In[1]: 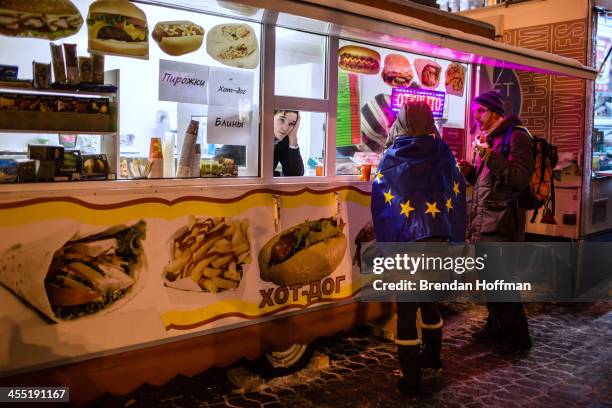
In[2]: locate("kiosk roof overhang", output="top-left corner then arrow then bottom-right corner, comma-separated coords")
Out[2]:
138,0 -> 597,80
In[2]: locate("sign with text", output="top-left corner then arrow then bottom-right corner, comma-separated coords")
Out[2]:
159,60 -> 209,104
208,66 -> 253,109
207,105 -> 251,145
442,127 -> 465,160
391,87 -> 445,118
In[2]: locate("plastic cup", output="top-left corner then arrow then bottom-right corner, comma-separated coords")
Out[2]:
360,163 -> 372,181
316,164 -> 323,176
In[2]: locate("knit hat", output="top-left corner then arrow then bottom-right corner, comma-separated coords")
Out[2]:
360,94 -> 397,153
473,90 -> 505,116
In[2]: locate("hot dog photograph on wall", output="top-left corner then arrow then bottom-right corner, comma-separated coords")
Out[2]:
381,53 -> 414,87
445,62 -> 467,97
206,23 -> 259,69
258,217 -> 347,287
0,220 -> 146,322
0,0 -> 83,40
414,58 -> 442,89
338,45 -> 381,75
153,20 -> 204,56
163,216 -> 251,293
87,0 -> 149,59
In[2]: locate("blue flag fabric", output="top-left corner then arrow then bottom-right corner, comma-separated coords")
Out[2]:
371,135 -> 467,243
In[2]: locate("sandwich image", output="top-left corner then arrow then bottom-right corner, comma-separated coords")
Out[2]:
152,20 -> 204,56
258,217 -> 347,287
206,23 -> 259,69
414,58 -> 442,89
87,0 -> 149,59
338,45 -> 381,75
381,54 -> 414,87
0,0 -> 83,40
445,62 -> 466,97
216,0 -> 259,16
163,216 -> 251,293
0,221 -> 146,321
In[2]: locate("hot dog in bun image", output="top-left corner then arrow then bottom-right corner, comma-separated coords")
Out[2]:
0,220 -> 146,322
206,23 -> 258,69
382,54 -> 414,87
258,217 -> 347,287
0,0 -> 83,40
153,20 -> 204,56
338,45 -> 381,75
87,0 -> 149,59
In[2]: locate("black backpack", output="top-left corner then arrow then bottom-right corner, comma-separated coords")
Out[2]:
501,125 -> 559,223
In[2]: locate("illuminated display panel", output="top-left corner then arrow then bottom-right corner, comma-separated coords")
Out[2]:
391,88 -> 446,118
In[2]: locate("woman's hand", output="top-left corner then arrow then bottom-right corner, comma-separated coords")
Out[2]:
288,115 -> 300,147
457,160 -> 475,178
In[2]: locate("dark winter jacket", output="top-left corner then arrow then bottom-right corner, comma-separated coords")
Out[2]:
274,137 -> 304,177
464,116 -> 534,242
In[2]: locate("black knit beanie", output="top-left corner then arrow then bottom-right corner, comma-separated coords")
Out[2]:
474,91 -> 505,116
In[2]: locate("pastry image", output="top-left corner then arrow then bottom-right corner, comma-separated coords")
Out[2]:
163,216 -> 251,293
414,58 -> 442,89
259,217 -> 347,287
338,45 -> 381,75
381,54 -> 414,87
0,221 -> 147,321
206,23 -> 259,69
152,20 -> 204,56
87,0 -> 149,59
445,62 -> 466,97
0,0 -> 83,40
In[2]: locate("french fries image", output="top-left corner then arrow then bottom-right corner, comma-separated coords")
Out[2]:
164,216 -> 251,292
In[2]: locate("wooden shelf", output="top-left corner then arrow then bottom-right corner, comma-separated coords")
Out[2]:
0,111 -> 115,134
0,129 -> 116,135
0,85 -> 117,98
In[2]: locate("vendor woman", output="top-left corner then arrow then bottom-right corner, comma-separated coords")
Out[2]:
274,109 -> 304,176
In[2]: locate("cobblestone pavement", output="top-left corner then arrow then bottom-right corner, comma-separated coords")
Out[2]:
91,303 -> 612,408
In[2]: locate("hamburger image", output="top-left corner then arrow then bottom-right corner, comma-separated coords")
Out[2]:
414,58 -> 442,89
152,20 -> 204,56
0,221 -> 147,321
382,53 -> 414,87
445,62 -> 466,97
87,0 -> 149,59
206,23 -> 258,69
338,45 -> 381,75
259,217 -> 347,287
0,0 -> 83,40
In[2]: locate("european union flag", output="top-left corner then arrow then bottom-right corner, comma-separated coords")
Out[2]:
371,136 -> 466,243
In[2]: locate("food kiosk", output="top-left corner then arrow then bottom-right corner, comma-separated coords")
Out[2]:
0,0 -> 596,404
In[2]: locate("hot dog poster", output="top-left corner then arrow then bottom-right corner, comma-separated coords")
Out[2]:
338,41 -> 467,99
0,185 -> 370,373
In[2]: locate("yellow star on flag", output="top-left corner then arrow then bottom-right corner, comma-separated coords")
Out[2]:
383,189 -> 395,205
400,200 -> 415,219
446,198 -> 453,211
425,201 -> 441,218
453,181 -> 460,197
375,171 -> 383,183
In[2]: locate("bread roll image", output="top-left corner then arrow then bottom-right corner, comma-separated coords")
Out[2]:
338,45 -> 381,75
206,23 -> 259,69
153,21 -> 204,56
414,58 -> 442,89
216,0 -> 259,16
445,62 -> 466,97
381,54 -> 414,87
258,217 -> 347,287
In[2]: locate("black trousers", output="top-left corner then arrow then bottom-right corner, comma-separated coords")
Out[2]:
396,302 -> 441,343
